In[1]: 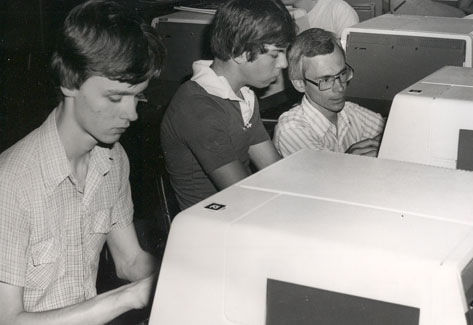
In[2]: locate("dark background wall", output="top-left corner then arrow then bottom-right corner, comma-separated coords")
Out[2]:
0,0 -> 198,152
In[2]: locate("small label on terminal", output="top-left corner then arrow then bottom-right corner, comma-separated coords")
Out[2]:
205,203 -> 226,211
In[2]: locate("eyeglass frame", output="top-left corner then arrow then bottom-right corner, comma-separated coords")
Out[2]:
303,63 -> 354,91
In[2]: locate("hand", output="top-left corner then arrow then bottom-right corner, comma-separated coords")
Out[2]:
345,136 -> 381,157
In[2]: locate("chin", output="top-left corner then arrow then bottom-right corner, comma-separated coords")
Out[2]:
251,81 -> 269,89
100,135 -> 122,145
333,101 -> 346,111
252,78 -> 275,88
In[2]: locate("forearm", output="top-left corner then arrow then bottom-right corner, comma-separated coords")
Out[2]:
107,224 -> 159,282
277,137 -> 327,157
117,250 -> 159,282
248,140 -> 282,170
4,282 -> 140,325
209,160 -> 251,190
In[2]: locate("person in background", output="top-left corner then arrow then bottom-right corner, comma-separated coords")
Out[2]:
160,0 -> 297,210
0,1 -> 165,324
391,0 -> 465,17
273,28 -> 385,158
281,0 -> 359,38
458,0 -> 473,15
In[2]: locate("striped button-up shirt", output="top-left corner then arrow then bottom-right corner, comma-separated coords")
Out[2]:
0,109 -> 133,311
273,95 -> 385,157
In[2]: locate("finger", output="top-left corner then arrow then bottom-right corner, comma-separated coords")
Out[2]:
349,139 -> 380,150
346,142 -> 379,154
350,146 -> 379,156
362,139 -> 380,147
361,149 -> 378,157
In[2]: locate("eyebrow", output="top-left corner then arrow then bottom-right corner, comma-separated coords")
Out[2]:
265,46 -> 287,53
314,65 -> 347,80
104,89 -> 141,96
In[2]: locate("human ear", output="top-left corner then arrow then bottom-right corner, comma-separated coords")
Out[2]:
60,86 -> 78,98
291,79 -> 306,93
233,52 -> 248,64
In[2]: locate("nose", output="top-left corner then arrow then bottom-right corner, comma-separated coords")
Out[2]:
332,77 -> 347,93
277,53 -> 288,69
121,98 -> 139,122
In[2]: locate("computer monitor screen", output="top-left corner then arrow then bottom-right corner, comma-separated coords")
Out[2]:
266,279 -> 420,325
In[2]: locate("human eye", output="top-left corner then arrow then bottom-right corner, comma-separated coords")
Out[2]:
338,68 -> 352,82
319,76 -> 334,88
269,49 -> 285,59
108,95 -> 122,103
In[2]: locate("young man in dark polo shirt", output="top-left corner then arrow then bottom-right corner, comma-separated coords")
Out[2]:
160,0 -> 297,210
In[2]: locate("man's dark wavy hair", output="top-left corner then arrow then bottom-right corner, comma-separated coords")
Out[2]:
210,0 -> 297,62
51,0 -> 166,90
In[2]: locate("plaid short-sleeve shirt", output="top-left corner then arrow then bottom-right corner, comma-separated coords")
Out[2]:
0,109 -> 133,311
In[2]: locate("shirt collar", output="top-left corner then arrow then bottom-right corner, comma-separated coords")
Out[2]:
191,60 -> 255,125
301,95 -> 349,132
191,60 -> 242,100
38,108 -> 113,196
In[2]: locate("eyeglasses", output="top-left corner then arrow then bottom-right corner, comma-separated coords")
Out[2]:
304,64 -> 354,91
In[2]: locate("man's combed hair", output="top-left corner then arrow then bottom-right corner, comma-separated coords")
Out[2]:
51,0 -> 166,90
210,0 -> 297,62
287,28 -> 343,80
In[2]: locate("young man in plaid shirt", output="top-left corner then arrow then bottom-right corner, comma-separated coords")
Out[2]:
0,1 -> 165,323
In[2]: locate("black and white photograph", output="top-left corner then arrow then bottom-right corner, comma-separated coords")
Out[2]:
1,0 -> 473,324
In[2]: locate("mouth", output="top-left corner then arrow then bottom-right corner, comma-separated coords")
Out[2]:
115,127 -> 128,134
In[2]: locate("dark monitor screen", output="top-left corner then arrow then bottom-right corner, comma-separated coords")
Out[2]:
345,32 -> 466,108
266,279 -> 420,325
457,129 -> 473,171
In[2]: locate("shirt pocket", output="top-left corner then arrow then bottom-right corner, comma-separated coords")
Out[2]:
26,237 -> 65,290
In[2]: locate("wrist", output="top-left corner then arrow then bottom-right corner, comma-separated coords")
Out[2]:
111,282 -> 140,311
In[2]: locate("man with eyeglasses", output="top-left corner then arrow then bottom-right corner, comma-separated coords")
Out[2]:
273,28 -> 385,157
